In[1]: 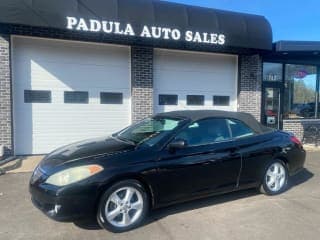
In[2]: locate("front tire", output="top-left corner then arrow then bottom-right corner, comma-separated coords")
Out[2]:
260,160 -> 289,195
97,180 -> 149,233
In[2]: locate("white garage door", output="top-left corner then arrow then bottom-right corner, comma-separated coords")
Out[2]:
12,36 -> 131,155
154,49 -> 238,114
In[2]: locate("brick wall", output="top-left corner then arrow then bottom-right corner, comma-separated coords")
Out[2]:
131,46 -> 153,122
0,34 -> 12,155
283,120 -> 320,145
238,54 -> 262,121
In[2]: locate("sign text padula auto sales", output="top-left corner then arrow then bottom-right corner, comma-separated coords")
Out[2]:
66,17 -> 226,45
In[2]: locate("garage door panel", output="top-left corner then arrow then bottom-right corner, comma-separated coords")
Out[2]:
14,38 -> 129,67
13,37 -> 131,155
154,49 -> 238,114
155,51 -> 235,72
154,72 -> 236,91
27,63 -> 129,89
13,61 -> 130,91
14,90 -> 130,106
154,68 -> 236,76
154,92 -> 238,113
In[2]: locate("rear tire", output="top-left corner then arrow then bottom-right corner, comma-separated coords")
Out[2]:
260,160 -> 289,195
97,180 -> 149,233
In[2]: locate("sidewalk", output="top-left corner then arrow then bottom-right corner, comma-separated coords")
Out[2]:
1,155 -> 44,174
303,144 -> 320,152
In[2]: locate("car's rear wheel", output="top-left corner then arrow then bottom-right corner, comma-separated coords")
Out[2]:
97,180 -> 149,233
260,160 -> 288,195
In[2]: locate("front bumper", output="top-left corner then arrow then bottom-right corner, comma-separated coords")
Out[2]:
29,181 -> 98,222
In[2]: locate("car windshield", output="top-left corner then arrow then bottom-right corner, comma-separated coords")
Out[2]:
115,117 -> 185,146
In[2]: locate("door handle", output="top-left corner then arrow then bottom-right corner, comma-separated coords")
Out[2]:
229,148 -> 239,157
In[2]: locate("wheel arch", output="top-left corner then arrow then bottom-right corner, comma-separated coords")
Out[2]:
276,156 -> 289,167
259,155 -> 289,183
95,173 -> 156,213
272,154 -> 291,172
260,156 -> 289,195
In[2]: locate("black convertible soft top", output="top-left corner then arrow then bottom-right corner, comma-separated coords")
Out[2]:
155,110 -> 272,134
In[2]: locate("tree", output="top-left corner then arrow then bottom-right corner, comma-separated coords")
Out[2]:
293,80 -> 315,104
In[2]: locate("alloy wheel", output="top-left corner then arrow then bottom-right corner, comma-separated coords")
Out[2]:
265,162 -> 286,192
105,187 -> 144,228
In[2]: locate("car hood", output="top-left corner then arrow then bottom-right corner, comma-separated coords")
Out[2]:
39,136 -> 135,170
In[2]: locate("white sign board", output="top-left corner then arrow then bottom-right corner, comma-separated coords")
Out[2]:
66,17 -> 226,46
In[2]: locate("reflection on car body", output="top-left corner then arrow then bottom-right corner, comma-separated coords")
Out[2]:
30,110 -> 306,232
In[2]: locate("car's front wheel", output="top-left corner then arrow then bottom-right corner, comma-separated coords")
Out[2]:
97,180 -> 149,233
260,160 -> 289,195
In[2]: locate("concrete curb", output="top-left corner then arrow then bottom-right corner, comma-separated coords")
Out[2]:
1,156 -> 44,174
303,145 -> 320,152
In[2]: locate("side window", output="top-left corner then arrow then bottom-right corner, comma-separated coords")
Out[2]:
213,96 -> 230,106
24,90 -> 51,103
100,92 -> 123,104
187,95 -> 204,106
159,95 -> 178,105
227,119 -> 255,139
64,91 -> 89,104
175,118 -> 231,146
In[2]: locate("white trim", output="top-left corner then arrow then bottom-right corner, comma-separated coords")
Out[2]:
10,35 -> 17,154
154,47 -> 238,58
235,55 -> 239,111
128,46 -> 132,125
11,35 -> 130,50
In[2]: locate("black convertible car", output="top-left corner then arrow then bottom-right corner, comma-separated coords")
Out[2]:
30,110 -> 306,232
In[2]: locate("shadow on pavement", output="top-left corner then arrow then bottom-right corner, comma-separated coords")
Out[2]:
145,188 -> 258,226
74,218 -> 102,230
288,168 -> 314,189
73,168 -> 314,231
0,156 -> 26,175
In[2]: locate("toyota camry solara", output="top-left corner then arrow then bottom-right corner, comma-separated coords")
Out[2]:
30,110 -> 306,232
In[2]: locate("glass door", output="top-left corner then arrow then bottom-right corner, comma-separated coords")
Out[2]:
262,86 -> 282,129
262,62 -> 284,129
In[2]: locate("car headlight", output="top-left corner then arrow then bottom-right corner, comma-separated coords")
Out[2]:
45,165 -> 104,187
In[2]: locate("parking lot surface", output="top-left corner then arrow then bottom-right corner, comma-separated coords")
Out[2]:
0,152 -> 319,240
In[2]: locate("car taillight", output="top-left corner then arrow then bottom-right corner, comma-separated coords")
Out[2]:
291,136 -> 302,147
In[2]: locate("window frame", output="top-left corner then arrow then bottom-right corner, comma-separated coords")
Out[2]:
64,91 -> 89,104
213,95 -> 230,106
117,116 -> 186,148
226,118 -> 256,140
159,94 -> 178,106
100,92 -> 123,104
284,64 -> 318,119
172,117 -> 233,148
186,95 -> 205,106
263,62 -> 283,82
24,90 -> 52,103
262,61 -> 320,121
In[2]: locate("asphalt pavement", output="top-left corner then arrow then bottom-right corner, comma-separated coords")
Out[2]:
0,152 -> 319,240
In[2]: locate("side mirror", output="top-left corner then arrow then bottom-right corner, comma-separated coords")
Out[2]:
168,139 -> 187,151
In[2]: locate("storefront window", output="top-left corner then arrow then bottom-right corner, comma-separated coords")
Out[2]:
318,89 -> 320,118
263,63 -> 283,82
284,64 -> 317,119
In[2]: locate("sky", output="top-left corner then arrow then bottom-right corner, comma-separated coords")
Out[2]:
165,0 -> 320,42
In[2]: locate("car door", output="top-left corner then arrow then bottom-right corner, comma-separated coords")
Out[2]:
155,118 -> 242,205
226,118 -> 275,188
